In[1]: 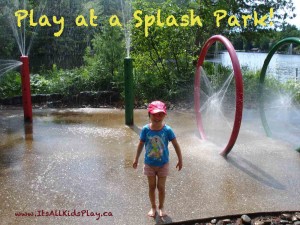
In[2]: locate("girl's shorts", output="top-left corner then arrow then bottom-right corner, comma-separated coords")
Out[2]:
143,163 -> 169,177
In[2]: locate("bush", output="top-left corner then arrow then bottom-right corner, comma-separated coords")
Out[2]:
0,71 -> 22,98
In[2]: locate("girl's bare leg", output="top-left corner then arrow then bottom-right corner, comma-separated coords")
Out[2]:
147,176 -> 157,217
157,176 -> 167,217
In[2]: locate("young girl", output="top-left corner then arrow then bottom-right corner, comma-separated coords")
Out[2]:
133,100 -> 183,217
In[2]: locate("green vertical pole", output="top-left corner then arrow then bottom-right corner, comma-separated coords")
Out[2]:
124,58 -> 134,125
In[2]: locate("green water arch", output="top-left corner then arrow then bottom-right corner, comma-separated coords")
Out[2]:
259,37 -> 300,151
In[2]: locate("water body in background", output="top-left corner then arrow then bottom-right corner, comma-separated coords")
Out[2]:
216,52 -> 300,82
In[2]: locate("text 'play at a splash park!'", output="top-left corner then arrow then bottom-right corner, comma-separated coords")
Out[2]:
14,7 -> 275,37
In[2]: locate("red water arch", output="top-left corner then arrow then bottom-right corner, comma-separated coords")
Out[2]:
194,35 -> 244,157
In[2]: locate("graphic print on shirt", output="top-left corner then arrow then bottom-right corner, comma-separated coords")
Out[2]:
147,135 -> 165,161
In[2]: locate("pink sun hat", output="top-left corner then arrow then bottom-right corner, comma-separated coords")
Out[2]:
148,101 -> 167,114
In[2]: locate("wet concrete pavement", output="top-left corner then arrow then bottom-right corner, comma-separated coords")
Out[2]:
0,108 -> 299,225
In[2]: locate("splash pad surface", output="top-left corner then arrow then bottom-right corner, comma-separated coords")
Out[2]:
0,108 -> 299,225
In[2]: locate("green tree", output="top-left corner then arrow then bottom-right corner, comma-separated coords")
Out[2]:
132,0 -> 198,101
83,22 -> 125,92
191,0 -> 296,48
28,0 -> 103,71
0,5 -> 17,58
278,24 -> 300,39
227,0 -> 295,47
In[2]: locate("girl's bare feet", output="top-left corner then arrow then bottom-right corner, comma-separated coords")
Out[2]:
147,208 -> 156,217
159,208 -> 167,217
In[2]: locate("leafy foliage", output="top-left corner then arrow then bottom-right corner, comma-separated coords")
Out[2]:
131,0 -> 198,102
83,21 -> 125,93
0,71 -> 22,98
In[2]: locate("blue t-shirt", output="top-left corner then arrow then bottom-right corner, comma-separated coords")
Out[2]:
140,124 -> 176,167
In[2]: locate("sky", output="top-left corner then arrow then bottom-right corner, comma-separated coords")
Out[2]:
287,0 -> 300,28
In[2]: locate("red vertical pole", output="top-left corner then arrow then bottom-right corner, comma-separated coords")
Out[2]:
20,56 -> 33,123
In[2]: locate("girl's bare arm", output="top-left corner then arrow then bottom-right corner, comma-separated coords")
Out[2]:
171,138 -> 183,171
133,140 -> 144,169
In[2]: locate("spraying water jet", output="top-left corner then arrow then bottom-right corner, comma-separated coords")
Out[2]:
4,0 -> 47,123
124,57 -> 134,125
194,35 -> 244,157
120,0 -> 134,125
